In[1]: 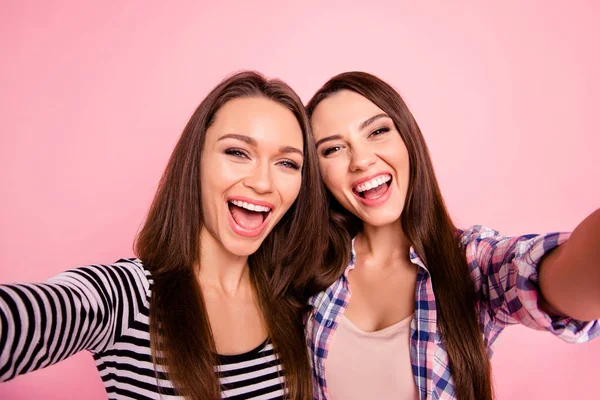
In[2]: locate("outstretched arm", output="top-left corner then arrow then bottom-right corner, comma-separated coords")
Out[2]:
539,208 -> 600,321
0,259 -> 149,382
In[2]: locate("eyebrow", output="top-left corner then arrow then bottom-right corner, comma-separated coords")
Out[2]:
314,113 -> 391,149
359,113 -> 390,130
217,133 -> 257,146
218,133 -> 303,156
279,146 -> 304,156
315,134 -> 342,149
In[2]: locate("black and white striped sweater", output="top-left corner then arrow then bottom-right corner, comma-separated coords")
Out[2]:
0,259 -> 286,399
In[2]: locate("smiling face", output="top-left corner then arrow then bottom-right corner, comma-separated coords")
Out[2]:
200,96 -> 304,257
311,90 -> 410,228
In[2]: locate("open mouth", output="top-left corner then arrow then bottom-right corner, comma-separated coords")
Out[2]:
227,199 -> 272,236
353,174 -> 392,200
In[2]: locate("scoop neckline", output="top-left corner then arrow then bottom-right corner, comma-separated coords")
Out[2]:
341,314 -> 413,337
216,338 -> 270,362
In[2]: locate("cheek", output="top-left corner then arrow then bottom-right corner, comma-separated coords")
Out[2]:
209,157 -> 241,182
321,163 -> 345,194
199,156 -> 226,211
277,173 -> 303,206
398,152 -> 410,180
201,157 -> 248,202
273,171 -> 302,210
199,175 -> 217,220
381,140 -> 410,172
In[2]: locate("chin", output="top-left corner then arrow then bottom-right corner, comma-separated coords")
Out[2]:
360,210 -> 403,228
223,240 -> 263,257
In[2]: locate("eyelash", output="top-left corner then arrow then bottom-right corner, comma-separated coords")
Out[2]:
225,148 -> 249,159
224,148 -> 300,170
370,127 -> 391,137
321,127 -> 391,157
322,146 -> 342,157
278,160 -> 301,170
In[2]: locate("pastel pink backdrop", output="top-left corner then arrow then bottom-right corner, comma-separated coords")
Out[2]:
1,1 -> 598,399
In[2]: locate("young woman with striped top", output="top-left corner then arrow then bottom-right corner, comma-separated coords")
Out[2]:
0,71 -> 337,399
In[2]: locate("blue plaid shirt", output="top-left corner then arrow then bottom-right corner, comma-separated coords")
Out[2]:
306,226 -> 600,399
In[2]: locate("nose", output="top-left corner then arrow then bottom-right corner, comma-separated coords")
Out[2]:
243,162 -> 274,194
349,146 -> 376,172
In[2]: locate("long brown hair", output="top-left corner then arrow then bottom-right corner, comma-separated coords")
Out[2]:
306,72 -> 493,400
135,71 -> 328,399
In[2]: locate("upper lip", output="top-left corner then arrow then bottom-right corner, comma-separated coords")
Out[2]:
351,172 -> 392,189
227,196 -> 275,210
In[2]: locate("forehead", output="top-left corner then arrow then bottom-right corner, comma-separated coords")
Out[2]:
311,90 -> 385,138
210,96 -> 303,145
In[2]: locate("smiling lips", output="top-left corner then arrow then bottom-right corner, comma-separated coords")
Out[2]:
352,173 -> 393,206
227,197 -> 274,237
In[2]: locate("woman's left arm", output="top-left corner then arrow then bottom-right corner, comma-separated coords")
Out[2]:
538,208 -> 600,321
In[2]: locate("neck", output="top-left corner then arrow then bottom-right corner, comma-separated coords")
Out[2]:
197,228 -> 252,297
356,219 -> 412,266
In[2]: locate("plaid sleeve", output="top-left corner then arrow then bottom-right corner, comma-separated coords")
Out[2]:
461,225 -> 600,344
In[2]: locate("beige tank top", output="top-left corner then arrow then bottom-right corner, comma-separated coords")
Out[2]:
325,314 -> 419,400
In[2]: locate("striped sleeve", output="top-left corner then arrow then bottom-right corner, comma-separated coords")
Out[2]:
0,259 -> 150,382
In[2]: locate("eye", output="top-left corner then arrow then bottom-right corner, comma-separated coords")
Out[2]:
278,160 -> 301,170
224,148 -> 249,159
322,146 -> 342,157
369,127 -> 391,137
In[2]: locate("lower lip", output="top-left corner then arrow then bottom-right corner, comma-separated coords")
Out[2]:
227,208 -> 271,238
354,182 -> 393,207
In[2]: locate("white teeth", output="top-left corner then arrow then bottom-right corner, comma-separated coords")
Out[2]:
355,174 -> 392,193
230,200 -> 271,213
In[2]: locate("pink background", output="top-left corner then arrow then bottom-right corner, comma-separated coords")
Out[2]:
1,1 -> 598,398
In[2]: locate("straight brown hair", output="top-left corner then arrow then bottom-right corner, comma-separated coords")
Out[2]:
306,72 -> 493,400
135,71 -> 329,399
